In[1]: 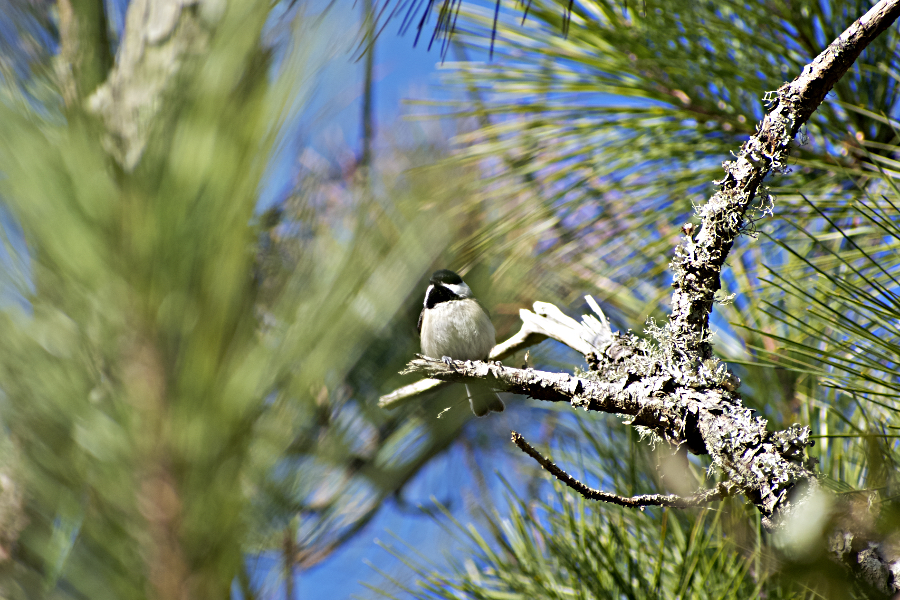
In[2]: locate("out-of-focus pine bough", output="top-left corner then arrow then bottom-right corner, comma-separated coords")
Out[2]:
0,0 -> 473,598
386,0 -> 900,594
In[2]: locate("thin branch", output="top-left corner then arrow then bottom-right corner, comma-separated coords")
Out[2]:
377,310 -> 545,409
377,328 -> 542,409
378,377 -> 449,409
511,431 -> 735,508
283,526 -> 295,600
400,356 -> 624,410
360,0 -> 376,169
237,561 -> 256,600
294,502 -> 381,569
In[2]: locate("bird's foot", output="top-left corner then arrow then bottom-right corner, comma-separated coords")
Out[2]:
441,356 -> 456,369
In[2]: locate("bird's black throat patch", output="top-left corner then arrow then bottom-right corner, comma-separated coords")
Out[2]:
425,284 -> 460,309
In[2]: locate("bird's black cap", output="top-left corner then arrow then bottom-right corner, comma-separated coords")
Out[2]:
430,269 -> 463,285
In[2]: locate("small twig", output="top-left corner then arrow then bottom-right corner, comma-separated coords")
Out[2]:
511,431 -> 735,509
377,377 -> 449,409
488,325 -> 547,360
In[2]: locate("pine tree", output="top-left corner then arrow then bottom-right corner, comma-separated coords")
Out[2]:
378,0 -> 900,597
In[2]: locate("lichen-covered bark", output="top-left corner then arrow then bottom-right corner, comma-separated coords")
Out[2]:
405,355 -> 815,524
668,0 -> 900,360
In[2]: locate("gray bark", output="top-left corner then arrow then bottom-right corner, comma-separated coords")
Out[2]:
87,0 -> 216,169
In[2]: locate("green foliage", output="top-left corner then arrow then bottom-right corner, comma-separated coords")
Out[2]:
1,0 -> 899,597
0,3 -> 288,596
244,147 -> 488,568
427,0 -> 900,429
0,2 -> 556,596
423,0 -> 899,322
389,500 -> 768,600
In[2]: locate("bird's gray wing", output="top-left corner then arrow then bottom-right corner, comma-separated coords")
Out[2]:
417,308 -> 424,335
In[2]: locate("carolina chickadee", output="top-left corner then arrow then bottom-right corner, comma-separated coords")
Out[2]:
418,269 -> 505,417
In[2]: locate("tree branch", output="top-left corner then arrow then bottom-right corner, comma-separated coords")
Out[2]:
377,325 -> 545,409
668,0 -> 900,360
403,352 -> 815,518
511,431 -> 736,508
665,4 -> 900,588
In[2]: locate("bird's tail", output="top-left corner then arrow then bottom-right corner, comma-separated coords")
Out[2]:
465,384 -> 505,417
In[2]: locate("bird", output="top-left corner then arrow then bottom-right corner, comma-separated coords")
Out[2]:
418,269 -> 505,417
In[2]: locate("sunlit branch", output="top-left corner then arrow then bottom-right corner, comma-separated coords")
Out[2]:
87,0 -> 212,169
